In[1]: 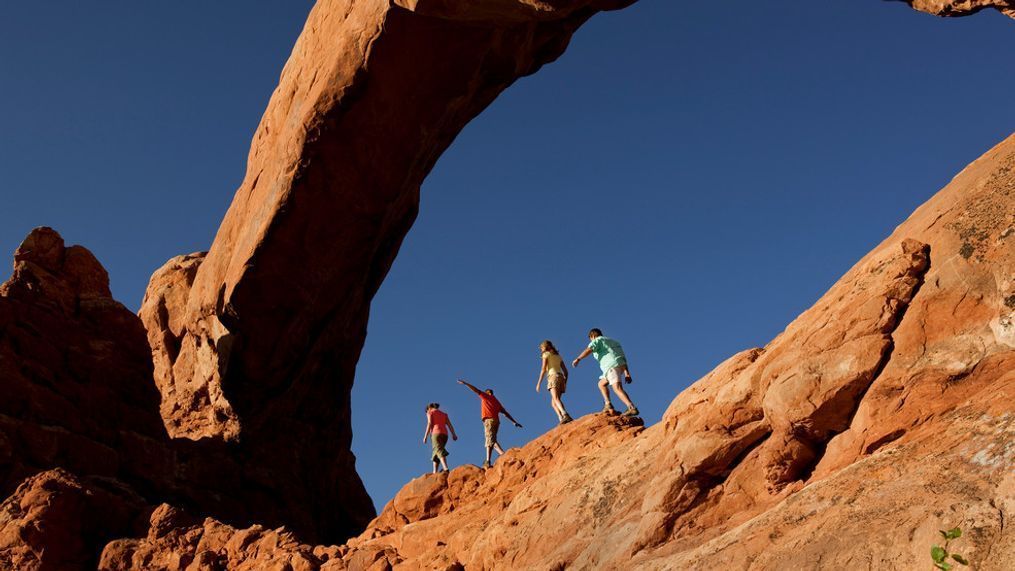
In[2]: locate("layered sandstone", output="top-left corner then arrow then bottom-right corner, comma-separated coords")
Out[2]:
99,133 -> 1015,569
1,0 -> 1012,569
138,0 -> 636,543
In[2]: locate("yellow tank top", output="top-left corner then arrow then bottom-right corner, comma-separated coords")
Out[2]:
543,351 -> 564,376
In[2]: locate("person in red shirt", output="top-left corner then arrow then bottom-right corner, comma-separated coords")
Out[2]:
457,379 -> 522,469
422,402 -> 457,474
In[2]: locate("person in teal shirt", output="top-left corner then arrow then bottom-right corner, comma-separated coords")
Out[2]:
571,328 -> 639,416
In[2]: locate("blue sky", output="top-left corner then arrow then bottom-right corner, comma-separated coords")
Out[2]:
2,1 -> 1013,512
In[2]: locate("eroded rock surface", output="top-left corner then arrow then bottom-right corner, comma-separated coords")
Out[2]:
904,0 -> 1015,18
0,228 -> 171,508
2,0 -> 1012,568
138,0 -> 637,543
109,133 -> 1015,569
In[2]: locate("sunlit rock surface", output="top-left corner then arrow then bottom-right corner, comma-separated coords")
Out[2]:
104,134 -> 1015,569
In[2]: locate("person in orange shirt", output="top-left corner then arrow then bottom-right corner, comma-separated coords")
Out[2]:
457,379 -> 522,469
422,402 -> 457,474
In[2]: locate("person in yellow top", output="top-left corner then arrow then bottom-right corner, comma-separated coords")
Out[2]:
536,340 -> 573,424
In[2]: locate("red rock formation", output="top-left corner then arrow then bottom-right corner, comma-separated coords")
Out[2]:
904,0 -> 1015,18
0,469 -> 147,570
0,228 -> 171,505
341,133 -> 1015,569
2,0 -> 1012,568
138,0 -> 637,543
106,132 -> 1015,569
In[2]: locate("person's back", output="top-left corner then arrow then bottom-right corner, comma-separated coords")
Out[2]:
423,403 -> 456,474
428,408 -> 450,433
478,392 -> 503,420
457,379 -> 522,469
589,335 -> 626,372
543,351 -> 564,376
572,329 -> 638,417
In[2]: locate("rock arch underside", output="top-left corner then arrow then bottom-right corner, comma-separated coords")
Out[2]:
0,0 -> 1012,569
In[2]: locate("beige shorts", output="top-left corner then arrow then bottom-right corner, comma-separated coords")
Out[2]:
483,417 -> 500,448
547,372 -> 566,393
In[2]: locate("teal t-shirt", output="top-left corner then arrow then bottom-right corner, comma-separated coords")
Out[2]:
588,336 -> 627,373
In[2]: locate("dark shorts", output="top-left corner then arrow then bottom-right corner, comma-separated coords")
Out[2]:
431,433 -> 449,462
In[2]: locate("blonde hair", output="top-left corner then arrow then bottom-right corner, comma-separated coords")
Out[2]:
540,340 -> 559,355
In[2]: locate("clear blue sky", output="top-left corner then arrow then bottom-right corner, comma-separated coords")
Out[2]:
2,2 -> 1013,512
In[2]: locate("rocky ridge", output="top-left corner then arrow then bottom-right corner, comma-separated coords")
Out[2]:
99,131 -> 1015,568
0,0 -> 1011,569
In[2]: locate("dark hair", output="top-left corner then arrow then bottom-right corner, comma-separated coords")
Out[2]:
425,402 -> 440,412
589,328 -> 603,337
485,389 -> 494,395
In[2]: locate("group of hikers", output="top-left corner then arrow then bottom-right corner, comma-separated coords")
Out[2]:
422,328 -> 639,473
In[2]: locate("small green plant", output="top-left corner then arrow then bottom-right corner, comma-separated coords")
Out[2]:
931,527 -> 969,570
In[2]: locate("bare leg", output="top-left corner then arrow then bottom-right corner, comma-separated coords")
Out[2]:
439,456 -> 449,471
432,459 -> 439,474
549,393 -> 563,420
550,387 -> 569,419
611,382 -> 635,409
485,446 -> 493,466
494,442 -> 505,456
598,377 -> 612,406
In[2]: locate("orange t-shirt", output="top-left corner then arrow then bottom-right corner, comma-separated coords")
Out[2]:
428,409 -> 449,435
478,393 -> 503,420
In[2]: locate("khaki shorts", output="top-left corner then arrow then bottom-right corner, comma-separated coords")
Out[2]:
483,418 -> 500,448
548,372 -> 566,393
431,433 -> 449,462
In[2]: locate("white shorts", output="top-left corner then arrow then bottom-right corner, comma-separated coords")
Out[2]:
601,366 -> 625,386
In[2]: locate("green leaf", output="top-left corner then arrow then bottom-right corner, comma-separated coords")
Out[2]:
933,562 -> 953,571
946,527 -> 963,540
951,554 -> 969,565
931,546 -> 947,563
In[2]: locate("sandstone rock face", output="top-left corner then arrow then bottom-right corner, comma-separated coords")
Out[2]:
3,0 -> 1012,568
332,134 -> 1015,569
904,0 -> 1015,18
0,469 -> 146,570
111,133 -> 1015,569
138,0 -> 636,543
0,228 -> 171,507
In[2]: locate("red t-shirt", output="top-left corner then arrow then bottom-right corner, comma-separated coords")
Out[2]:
428,409 -> 449,435
478,393 -> 503,420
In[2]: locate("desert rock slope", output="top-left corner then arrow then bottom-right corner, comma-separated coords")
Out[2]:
0,0 -> 1012,569
99,132 -> 1015,570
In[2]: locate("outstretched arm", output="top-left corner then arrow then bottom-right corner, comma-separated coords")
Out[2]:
501,409 -> 522,428
458,379 -> 482,395
572,347 -> 593,368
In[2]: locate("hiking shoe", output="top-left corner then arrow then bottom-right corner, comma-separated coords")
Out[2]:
561,413 -> 574,424
481,461 -> 491,470
602,403 -> 617,415
623,406 -> 640,417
